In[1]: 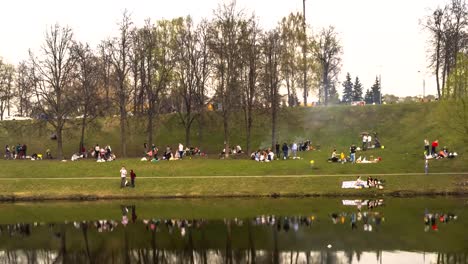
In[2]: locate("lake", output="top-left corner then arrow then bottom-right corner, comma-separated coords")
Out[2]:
0,197 -> 466,263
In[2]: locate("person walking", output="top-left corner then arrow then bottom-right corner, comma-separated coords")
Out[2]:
120,166 -> 127,188
130,169 -> 136,188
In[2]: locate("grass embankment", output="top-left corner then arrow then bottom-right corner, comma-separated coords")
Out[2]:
0,103 -> 467,200
0,158 -> 466,200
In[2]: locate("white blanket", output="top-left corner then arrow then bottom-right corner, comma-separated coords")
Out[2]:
341,181 -> 368,189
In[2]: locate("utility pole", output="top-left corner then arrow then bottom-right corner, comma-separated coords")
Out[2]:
302,0 -> 308,106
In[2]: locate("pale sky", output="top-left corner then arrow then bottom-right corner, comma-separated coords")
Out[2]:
0,0 -> 448,97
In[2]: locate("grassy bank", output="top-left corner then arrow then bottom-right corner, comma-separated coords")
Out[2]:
0,162 -> 466,200
0,103 -> 467,200
1,103 -> 466,158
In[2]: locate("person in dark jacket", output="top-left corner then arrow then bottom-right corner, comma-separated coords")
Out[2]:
282,143 -> 289,160
130,169 -> 136,188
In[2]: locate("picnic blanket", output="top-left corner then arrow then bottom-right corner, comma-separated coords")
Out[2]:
341,181 -> 368,189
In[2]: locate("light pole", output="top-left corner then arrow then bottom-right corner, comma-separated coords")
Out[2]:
418,70 -> 426,99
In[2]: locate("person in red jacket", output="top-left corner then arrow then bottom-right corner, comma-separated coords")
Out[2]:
431,140 -> 439,155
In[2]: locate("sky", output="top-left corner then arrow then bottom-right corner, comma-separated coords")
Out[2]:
0,0 -> 448,98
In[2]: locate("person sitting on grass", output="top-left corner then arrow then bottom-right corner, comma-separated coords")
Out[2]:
328,149 -> 339,162
267,149 -> 275,161
355,176 -> 367,188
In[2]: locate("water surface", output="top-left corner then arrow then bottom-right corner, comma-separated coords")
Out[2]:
0,197 -> 466,263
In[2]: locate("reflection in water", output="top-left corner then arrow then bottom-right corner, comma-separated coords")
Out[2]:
0,249 -> 466,264
0,199 -> 466,264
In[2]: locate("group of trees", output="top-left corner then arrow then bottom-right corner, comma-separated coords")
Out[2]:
424,0 -> 467,143
0,2 -> 344,159
424,0 -> 467,99
341,73 -> 381,105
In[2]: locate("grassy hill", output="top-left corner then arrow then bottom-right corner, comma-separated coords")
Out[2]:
0,102 -> 465,158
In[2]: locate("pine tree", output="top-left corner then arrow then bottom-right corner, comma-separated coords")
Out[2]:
353,76 -> 363,101
364,89 -> 374,104
329,84 -> 340,104
341,72 -> 353,103
371,77 -> 381,104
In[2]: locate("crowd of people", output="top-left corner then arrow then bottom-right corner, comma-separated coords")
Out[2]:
143,143 -> 205,162
248,140 -> 313,162
331,210 -> 384,231
424,210 -> 458,232
424,139 -> 458,160
91,144 -> 116,162
4,144 -> 28,159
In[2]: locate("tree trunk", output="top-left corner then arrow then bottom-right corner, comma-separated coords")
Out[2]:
271,96 -> 277,150
185,123 -> 191,147
57,126 -> 64,160
435,33 -> 441,99
79,115 -> 87,153
223,110 -> 230,158
147,106 -> 154,150
120,109 -> 127,158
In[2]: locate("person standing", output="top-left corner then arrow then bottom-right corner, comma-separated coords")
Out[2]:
178,143 -> 184,160
120,166 -> 127,188
350,145 -> 357,163
94,144 -> 100,160
275,142 -> 280,160
282,143 -> 289,160
291,142 -> 298,159
362,135 -> 368,151
431,140 -> 439,155
130,169 -> 136,188
424,139 -> 430,155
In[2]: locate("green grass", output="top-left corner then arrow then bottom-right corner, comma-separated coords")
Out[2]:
0,103 -> 467,199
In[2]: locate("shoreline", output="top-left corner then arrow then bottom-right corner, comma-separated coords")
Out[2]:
1,190 -> 467,202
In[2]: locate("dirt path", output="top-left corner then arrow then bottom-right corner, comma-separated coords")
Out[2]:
0,172 -> 467,180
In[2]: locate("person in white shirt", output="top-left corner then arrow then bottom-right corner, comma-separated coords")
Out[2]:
362,135 -> 368,151
367,135 -> 372,149
291,142 -> 298,159
120,166 -> 127,188
178,143 -> 184,160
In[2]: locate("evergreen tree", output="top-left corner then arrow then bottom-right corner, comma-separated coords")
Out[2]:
371,77 -> 381,104
329,84 -> 340,104
364,89 -> 374,104
353,76 -> 363,101
341,72 -> 353,103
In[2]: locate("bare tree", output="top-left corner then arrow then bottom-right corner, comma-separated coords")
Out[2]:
208,1 -> 245,157
279,13 -> 302,107
29,24 -> 77,159
313,26 -> 342,105
107,10 -> 133,157
260,30 -> 282,149
175,16 -> 202,147
72,42 -> 101,153
15,61 -> 34,117
0,59 -> 15,120
239,16 -> 261,154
